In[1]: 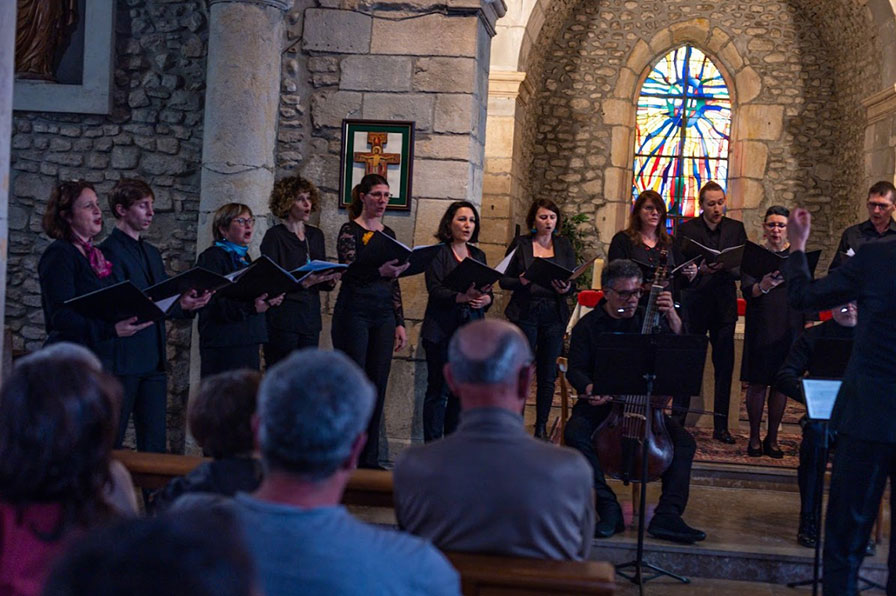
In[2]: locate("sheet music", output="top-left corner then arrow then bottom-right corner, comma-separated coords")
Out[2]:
802,379 -> 841,421
494,247 -> 517,274
153,295 -> 180,313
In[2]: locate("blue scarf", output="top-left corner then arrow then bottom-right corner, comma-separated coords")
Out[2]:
215,240 -> 250,266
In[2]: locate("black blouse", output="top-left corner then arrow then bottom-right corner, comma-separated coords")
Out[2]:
196,246 -> 267,348
336,220 -> 404,327
499,234 -> 576,323
421,243 -> 493,343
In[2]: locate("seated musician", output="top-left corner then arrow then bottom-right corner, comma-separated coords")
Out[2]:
563,258 -> 704,544
774,302 -> 858,550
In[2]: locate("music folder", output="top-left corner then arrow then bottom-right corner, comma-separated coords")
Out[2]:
740,242 -> 822,279
64,281 -> 174,323
144,267 -> 232,302
442,257 -> 503,292
218,256 -> 301,301
290,260 -> 347,284
348,230 -> 440,277
681,237 -> 744,271
523,255 -> 596,289
802,379 -> 841,421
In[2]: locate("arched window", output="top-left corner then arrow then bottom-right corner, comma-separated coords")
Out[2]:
632,45 -> 731,233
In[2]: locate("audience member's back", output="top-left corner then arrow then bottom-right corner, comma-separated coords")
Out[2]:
151,369 -> 263,514
176,349 -> 459,596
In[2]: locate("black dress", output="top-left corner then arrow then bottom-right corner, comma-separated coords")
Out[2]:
740,246 -> 803,385
420,243 -> 492,441
259,223 -> 334,363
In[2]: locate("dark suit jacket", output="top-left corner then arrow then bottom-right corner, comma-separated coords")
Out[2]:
499,234 -> 576,323
38,239 -> 116,368
420,244 -> 492,344
100,228 -> 189,375
829,218 -> 896,270
785,241 -> 896,442
196,246 -> 267,349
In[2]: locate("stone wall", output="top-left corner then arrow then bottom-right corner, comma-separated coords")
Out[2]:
519,0 -> 876,263
7,0 -> 208,452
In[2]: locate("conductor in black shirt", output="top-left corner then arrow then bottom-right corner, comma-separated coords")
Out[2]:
100,179 -> 211,452
675,181 -> 746,443
829,180 -> 896,270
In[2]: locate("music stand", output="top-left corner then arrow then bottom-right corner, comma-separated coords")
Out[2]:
591,332 -> 708,590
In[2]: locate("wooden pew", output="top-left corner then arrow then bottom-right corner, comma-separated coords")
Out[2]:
445,552 -> 615,595
111,450 -> 394,507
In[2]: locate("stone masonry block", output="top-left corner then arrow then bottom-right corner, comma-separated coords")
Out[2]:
610,126 -> 632,168
412,159 -> 471,200
739,105 -> 784,141
413,57 -> 477,93
371,14 -> 478,57
311,90 -> 362,129
434,94 -> 476,134
341,55 -> 412,91
302,9 -> 371,54
707,28 -> 730,54
613,68 -> 638,99
736,141 -> 769,179
601,99 -> 634,126
670,19 -> 710,45
484,116 -> 515,158
362,93 -> 434,131
482,172 -> 511,195
649,29 -> 672,54
412,198 -> 454,246
626,39 -> 652,73
416,133 -> 473,161
719,42 -> 744,71
735,66 -> 761,104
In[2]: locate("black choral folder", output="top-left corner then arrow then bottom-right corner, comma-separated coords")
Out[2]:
681,236 -> 745,271
740,242 -> 822,279
218,256 -> 302,301
348,230 -> 441,277
442,257 -> 504,292
64,281 -> 172,323
144,267 -> 232,302
523,256 -> 596,289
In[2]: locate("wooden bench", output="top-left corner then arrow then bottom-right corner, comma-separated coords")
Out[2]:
445,552 -> 615,595
111,450 -> 394,507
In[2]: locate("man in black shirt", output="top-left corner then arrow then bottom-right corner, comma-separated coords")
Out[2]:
775,302 -> 856,548
675,181 -> 747,444
564,259 -> 704,544
829,180 -> 896,270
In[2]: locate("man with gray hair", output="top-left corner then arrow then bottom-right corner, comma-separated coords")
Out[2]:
176,349 -> 459,596
394,319 -> 594,560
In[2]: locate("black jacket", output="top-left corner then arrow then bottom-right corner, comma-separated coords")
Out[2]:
196,246 -> 267,349
421,244 -> 493,344
38,239 -> 116,368
829,218 -> 896,271
499,234 -> 576,323
775,319 -> 855,403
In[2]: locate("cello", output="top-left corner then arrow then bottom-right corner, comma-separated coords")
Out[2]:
591,253 -> 675,484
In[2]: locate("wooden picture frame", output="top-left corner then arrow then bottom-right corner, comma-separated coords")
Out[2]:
338,119 -> 414,211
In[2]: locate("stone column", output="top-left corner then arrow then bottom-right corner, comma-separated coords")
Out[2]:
198,0 -> 290,252
0,3 -> 14,377
190,0 -> 288,430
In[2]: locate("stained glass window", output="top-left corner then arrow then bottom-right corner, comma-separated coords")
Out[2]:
632,45 -> 731,233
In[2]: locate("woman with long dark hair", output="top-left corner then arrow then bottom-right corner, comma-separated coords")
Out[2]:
332,174 -> 408,467
499,198 -> 575,439
421,201 -> 493,441
38,180 -> 152,369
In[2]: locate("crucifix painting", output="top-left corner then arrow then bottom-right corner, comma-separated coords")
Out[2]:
340,120 -> 415,211
353,132 -> 402,181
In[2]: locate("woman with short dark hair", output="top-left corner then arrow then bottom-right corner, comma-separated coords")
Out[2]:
499,198 -> 575,439
421,201 -> 493,440
38,180 -> 152,369
196,203 -> 284,377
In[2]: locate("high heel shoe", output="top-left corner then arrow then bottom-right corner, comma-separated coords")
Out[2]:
747,442 -> 763,457
762,436 -> 784,459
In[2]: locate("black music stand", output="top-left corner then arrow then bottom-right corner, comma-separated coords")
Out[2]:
591,332 -> 708,591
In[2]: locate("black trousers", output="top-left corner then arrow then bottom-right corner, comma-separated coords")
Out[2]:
798,417 -> 835,520
514,301 -> 565,428
823,434 -> 896,595
688,302 -> 736,433
564,402 -> 696,518
263,327 -> 320,367
331,301 -> 395,468
115,371 -> 167,453
422,338 -> 460,442
200,345 -> 261,379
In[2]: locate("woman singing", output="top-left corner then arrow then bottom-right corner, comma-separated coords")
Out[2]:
38,180 -> 151,369
260,176 -> 339,364
741,205 -> 801,458
332,174 -> 408,468
421,201 -> 492,441
500,199 -> 575,439
196,203 -> 284,378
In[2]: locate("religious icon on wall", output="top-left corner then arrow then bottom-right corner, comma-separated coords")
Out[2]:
339,119 -> 415,211
15,0 -> 79,81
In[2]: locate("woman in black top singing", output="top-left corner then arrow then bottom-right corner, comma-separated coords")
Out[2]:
196,203 -> 284,378
332,173 -> 408,468
260,176 -> 340,364
38,180 -> 151,370
500,199 -> 575,439
421,201 -> 493,441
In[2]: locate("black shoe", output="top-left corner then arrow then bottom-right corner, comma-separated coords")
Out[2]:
647,514 -> 706,544
797,516 -> 817,548
865,539 -> 877,557
713,430 -> 736,444
763,436 -> 784,459
534,423 -> 547,440
747,442 -> 763,457
594,507 -> 625,538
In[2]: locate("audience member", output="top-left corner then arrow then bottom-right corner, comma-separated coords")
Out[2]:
150,369 -> 263,514
175,349 -> 459,596
394,319 -> 594,560
42,510 -> 255,596
0,345 -> 129,596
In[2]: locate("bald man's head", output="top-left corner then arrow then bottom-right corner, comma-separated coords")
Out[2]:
447,320 -> 533,386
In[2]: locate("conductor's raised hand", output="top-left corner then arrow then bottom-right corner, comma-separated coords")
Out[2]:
115,316 -> 154,338
788,207 -> 811,251
379,259 -> 410,279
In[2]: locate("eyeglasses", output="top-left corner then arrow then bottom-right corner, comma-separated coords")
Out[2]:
367,192 -> 391,199
232,217 -> 255,226
608,287 -> 642,300
764,222 -> 786,228
868,201 -> 893,211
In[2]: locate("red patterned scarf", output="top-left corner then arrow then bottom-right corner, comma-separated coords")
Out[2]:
72,236 -> 113,279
